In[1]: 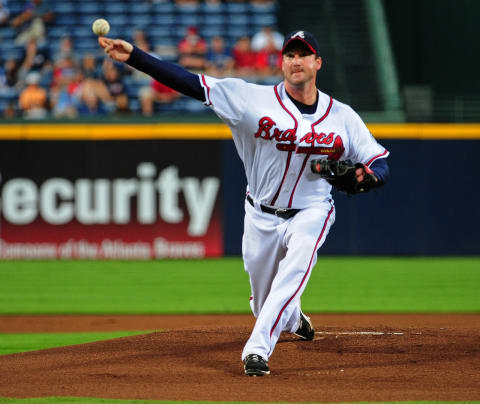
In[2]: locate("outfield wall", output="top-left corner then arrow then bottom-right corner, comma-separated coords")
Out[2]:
0,123 -> 479,257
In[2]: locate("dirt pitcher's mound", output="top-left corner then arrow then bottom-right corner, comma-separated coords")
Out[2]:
0,315 -> 480,402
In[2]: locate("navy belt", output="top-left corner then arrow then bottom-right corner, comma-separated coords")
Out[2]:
247,194 -> 300,220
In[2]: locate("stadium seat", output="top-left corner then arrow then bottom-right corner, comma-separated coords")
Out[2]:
76,39 -> 98,52
48,26 -> 70,39
131,3 -> 152,14
200,25 -> 226,39
251,2 -> 277,14
152,2 -> 175,14
226,14 -> 250,26
106,3 -> 128,14
78,3 -> 102,14
225,2 -> 249,14
151,14 -> 175,26
78,15 -> 99,26
251,14 -> 276,27
174,3 -> 200,14
0,27 -> 16,41
226,26 -> 250,40
131,14 -> 153,28
202,14 -> 225,26
149,26 -> 172,39
199,2 -> 226,14
72,27 -> 93,38
107,14 -> 129,26
52,2 -> 76,14
8,2 -> 25,15
177,14 -> 200,27
55,14 -> 77,26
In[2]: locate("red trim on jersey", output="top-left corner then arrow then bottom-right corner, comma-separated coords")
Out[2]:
270,151 -> 292,206
287,96 -> 333,207
269,203 -> 335,337
270,84 -> 298,206
365,149 -> 388,167
311,96 -> 333,130
201,74 -> 212,105
288,154 -> 309,208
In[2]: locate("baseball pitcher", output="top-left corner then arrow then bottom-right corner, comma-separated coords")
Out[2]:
98,29 -> 390,376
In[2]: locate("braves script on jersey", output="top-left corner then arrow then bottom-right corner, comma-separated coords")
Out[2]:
201,76 -> 388,207
200,74 -> 389,364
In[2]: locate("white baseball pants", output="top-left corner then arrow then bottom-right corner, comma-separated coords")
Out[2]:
241,197 -> 335,361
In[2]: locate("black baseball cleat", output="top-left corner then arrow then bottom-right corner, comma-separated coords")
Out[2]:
294,311 -> 315,341
243,354 -> 270,376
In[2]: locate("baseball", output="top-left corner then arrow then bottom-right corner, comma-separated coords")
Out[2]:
92,18 -> 110,36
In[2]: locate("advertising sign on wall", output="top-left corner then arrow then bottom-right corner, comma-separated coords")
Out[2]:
0,140 -> 223,259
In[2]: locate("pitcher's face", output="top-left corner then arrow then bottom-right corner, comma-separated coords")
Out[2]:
282,44 -> 322,87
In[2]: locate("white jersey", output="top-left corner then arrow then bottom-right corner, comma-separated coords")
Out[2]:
199,74 -> 389,209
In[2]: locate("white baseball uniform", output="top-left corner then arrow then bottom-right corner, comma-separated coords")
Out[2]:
199,74 -> 389,361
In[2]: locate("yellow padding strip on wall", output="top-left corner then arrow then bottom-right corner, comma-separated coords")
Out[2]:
0,123 -> 232,140
367,124 -> 480,139
1,123 -> 480,140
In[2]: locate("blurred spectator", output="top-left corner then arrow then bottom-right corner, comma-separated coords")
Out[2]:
0,0 -> 10,26
206,36 -> 234,77
18,71 -> 47,119
232,36 -> 256,77
18,39 -> 51,80
175,0 -> 199,8
251,26 -> 284,52
178,26 -> 207,72
255,38 -> 281,77
51,54 -> 76,89
112,93 -> 131,117
50,69 -> 78,118
132,29 -> 151,53
0,58 -> 19,92
76,80 -> 111,116
102,62 -> 129,115
0,61 -> 9,92
81,53 -> 100,79
76,60 -> 113,115
126,33 -> 158,82
10,0 -> 54,46
204,0 -> 222,7
3,101 -> 16,119
251,0 -> 275,5
139,80 -> 180,116
53,36 -> 75,63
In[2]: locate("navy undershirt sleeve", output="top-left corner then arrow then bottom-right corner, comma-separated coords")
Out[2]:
126,46 -> 205,102
369,158 -> 389,185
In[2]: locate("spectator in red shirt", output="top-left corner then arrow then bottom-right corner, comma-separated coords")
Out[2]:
232,36 -> 257,78
255,38 -> 281,77
178,26 -> 207,72
139,79 -> 180,116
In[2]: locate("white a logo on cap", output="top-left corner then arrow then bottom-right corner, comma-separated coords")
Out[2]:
292,31 -> 305,39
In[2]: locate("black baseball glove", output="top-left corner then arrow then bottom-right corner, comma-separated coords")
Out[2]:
310,159 -> 377,195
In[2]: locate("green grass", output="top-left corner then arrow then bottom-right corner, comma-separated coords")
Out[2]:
0,400 -> 478,404
0,257 -> 479,314
0,331 -> 148,356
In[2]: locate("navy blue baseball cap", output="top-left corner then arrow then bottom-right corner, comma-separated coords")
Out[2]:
282,30 -> 320,55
